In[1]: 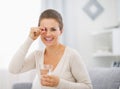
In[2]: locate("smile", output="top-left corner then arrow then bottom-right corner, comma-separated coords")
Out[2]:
44,37 -> 54,42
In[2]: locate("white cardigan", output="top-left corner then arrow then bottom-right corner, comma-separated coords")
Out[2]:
9,37 -> 92,89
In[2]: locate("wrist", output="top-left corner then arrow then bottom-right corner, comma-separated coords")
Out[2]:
29,34 -> 35,40
27,36 -> 34,43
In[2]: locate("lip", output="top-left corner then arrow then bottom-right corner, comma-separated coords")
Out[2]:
44,37 -> 54,42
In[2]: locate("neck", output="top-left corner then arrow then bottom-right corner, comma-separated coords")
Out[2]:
45,43 -> 63,56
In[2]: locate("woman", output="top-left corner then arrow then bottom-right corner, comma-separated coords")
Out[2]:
9,9 -> 92,89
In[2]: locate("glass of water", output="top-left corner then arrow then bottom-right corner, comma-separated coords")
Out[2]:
40,64 -> 53,75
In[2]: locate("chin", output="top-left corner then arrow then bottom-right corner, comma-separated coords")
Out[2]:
45,43 -> 53,47
43,40 -> 57,46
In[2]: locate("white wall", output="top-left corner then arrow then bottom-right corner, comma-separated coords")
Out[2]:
0,0 -> 40,89
62,0 -> 119,67
117,0 -> 120,21
0,0 -> 41,69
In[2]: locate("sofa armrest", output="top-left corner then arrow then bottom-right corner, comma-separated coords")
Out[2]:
12,82 -> 32,89
89,68 -> 120,89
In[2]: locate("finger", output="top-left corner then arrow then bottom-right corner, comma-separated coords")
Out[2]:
42,75 -> 48,78
41,77 -> 55,87
41,80 -> 48,86
41,77 -> 50,86
41,80 -> 53,87
34,32 -> 37,36
33,30 -> 40,36
41,75 -> 51,83
38,27 -> 47,34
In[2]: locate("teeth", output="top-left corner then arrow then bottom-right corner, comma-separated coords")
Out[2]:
45,38 -> 53,41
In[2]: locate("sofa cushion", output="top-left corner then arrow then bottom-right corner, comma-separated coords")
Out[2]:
12,82 -> 32,89
89,68 -> 120,89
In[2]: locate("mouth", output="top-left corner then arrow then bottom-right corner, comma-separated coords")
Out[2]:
44,37 -> 54,42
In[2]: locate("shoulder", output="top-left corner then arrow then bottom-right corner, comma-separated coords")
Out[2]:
66,47 -> 81,57
32,49 -> 44,64
32,48 -> 44,56
66,47 -> 83,64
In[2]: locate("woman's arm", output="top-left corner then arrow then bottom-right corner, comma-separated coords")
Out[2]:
57,50 -> 93,89
9,37 -> 36,74
9,27 -> 44,74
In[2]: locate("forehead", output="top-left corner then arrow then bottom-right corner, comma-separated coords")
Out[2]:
40,18 -> 59,27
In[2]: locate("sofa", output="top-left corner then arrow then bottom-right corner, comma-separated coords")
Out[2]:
12,68 -> 120,89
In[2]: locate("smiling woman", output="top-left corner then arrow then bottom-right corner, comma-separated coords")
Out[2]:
0,0 -> 41,69
8,9 -> 93,89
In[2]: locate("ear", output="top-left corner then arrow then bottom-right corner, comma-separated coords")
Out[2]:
60,29 -> 63,34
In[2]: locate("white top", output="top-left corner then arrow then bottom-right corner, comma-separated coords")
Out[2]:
9,37 -> 92,89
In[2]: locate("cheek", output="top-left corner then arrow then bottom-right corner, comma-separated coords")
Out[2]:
55,31 -> 61,36
40,35 -> 44,41
54,33 -> 60,38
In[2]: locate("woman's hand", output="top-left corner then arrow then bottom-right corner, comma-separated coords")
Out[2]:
41,75 -> 60,87
29,27 -> 45,40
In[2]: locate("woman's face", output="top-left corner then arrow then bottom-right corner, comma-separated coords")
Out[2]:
40,18 -> 62,47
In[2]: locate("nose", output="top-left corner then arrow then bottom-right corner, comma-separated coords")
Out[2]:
46,30 -> 52,36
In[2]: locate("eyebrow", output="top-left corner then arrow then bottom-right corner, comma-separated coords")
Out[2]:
50,27 -> 59,30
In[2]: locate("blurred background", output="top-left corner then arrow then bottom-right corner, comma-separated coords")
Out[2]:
0,0 -> 120,89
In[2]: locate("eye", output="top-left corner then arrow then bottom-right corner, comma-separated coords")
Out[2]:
45,28 -> 47,31
51,28 -> 57,31
41,29 -> 45,31
41,28 -> 47,31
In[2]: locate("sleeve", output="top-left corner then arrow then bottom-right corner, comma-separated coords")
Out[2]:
9,37 -> 36,74
56,50 -> 93,89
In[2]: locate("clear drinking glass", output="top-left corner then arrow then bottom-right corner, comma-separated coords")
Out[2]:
40,64 -> 53,75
